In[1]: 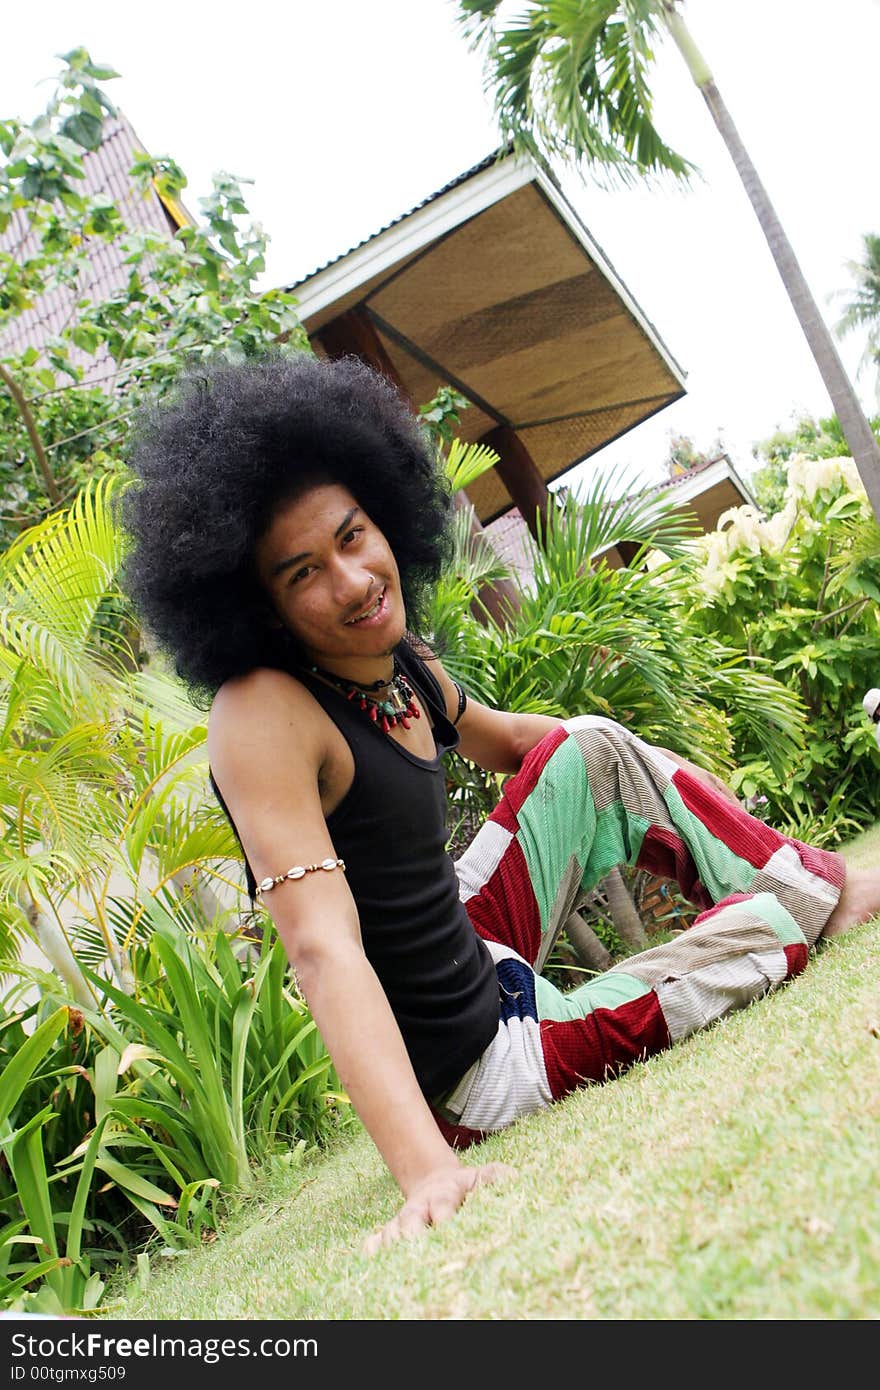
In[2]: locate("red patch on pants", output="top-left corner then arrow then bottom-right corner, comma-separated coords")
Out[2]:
540,992 -> 670,1098
464,836 -> 542,963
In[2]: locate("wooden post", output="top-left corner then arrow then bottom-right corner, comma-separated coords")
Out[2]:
480,424 -> 552,544
614,540 -> 641,568
313,306 -> 521,627
314,306 -> 404,386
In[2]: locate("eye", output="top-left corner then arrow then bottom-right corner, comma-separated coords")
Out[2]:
288,564 -> 313,585
341,525 -> 364,546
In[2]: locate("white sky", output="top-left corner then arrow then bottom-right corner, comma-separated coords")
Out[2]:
3,0 -> 879,493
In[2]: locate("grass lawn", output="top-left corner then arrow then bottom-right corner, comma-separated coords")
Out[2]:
105,829 -> 880,1321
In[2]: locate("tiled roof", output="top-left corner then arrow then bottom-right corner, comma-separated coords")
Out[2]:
0,112 -> 181,386
483,458 -> 756,579
481,505 -> 538,592
646,454 -> 725,493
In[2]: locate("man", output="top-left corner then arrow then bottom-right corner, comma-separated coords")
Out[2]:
123,351 -> 880,1252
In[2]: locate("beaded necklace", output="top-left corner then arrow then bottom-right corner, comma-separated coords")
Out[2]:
308,656 -> 420,733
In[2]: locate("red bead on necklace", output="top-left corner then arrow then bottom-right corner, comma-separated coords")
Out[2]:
308,658 -> 420,732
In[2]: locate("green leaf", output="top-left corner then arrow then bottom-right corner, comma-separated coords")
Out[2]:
0,1255 -> 69,1302
93,1155 -> 178,1208
92,1044 -> 120,1125
65,1114 -> 110,1265
61,112 -> 104,153
0,1008 -> 68,1128
70,322 -> 102,353
445,439 -> 500,492
8,1110 -> 59,1264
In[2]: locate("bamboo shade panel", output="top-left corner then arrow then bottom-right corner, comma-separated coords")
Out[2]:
465,398 -> 671,520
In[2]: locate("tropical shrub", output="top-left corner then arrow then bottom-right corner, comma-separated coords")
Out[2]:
750,411 -> 880,517
0,910 -> 349,1316
0,995 -> 118,1314
685,454 -> 880,842
431,469 -> 808,817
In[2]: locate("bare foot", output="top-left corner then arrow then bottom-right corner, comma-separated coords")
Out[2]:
823,867 -> 880,937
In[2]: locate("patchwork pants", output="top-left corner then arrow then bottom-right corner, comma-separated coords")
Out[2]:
435,717 -> 845,1144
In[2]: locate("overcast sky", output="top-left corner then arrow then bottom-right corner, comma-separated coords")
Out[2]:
3,0 -> 879,493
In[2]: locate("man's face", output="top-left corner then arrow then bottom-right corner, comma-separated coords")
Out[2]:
254,483 -> 406,675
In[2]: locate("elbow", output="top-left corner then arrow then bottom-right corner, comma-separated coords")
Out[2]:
509,714 -> 562,771
286,931 -> 365,998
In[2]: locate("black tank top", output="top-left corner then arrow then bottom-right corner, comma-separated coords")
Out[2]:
211,641 -> 499,1099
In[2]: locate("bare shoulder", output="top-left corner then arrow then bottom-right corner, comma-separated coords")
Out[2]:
210,665 -> 313,725
208,667 -> 324,783
207,668 -> 357,951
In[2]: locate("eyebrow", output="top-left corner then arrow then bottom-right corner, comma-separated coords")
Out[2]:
270,506 -> 361,578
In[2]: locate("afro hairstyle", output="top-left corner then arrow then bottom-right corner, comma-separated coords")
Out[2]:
121,350 -> 454,701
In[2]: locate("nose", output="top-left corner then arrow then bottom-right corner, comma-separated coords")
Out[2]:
328,553 -> 373,610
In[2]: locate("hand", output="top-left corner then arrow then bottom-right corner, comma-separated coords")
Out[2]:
658,748 -> 740,806
692,764 -> 740,805
362,1161 -> 512,1255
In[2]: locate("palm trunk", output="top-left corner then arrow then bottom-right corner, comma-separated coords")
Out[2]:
661,2 -> 880,522
599,865 -> 648,951
32,910 -> 96,1010
563,910 -> 613,972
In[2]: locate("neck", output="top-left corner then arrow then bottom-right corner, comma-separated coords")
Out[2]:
305,650 -> 398,689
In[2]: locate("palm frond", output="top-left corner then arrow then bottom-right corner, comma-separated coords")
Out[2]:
444,438 -> 500,493
0,476 -> 129,711
529,467 -> 698,588
827,509 -> 880,601
831,232 -> 880,397
123,666 -> 208,730
456,0 -> 693,186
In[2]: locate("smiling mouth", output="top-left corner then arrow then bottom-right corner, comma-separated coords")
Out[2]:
345,587 -> 386,625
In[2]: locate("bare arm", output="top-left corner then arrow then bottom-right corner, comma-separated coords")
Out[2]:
208,670 -> 509,1249
428,658 -> 562,773
428,658 -> 739,800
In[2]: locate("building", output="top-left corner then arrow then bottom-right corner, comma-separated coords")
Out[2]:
286,144 -> 687,542
0,111 -> 188,385
483,452 -> 759,589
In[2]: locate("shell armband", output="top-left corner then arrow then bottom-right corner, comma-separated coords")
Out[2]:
256,857 -> 346,899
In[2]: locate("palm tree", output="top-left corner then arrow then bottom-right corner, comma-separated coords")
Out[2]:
835,233 -> 880,403
456,0 -> 880,523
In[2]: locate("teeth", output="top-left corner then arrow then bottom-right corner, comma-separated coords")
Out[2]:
348,591 -> 383,624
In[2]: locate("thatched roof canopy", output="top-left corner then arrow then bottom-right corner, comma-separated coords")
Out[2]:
287,148 -> 686,523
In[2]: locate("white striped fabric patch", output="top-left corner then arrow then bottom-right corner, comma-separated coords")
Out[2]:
656,949 -> 789,1043
454,819 -> 514,903
441,939 -> 553,1130
750,844 -> 840,946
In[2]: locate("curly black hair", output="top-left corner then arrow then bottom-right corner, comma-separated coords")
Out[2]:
121,350 -> 453,702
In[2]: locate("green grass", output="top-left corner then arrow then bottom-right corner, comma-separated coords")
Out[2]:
104,829 -> 880,1321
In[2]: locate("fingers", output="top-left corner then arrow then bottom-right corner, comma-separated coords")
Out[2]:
362,1202 -> 431,1255
361,1163 -> 514,1255
472,1161 -> 513,1187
